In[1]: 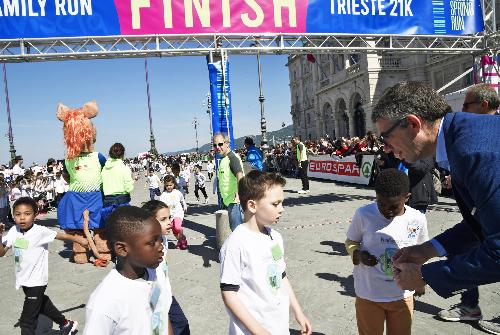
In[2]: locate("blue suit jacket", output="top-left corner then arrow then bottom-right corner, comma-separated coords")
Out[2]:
422,112 -> 500,298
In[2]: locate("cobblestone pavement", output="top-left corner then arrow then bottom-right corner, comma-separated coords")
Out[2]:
0,175 -> 498,335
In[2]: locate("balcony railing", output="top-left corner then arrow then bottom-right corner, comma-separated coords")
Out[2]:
379,57 -> 403,69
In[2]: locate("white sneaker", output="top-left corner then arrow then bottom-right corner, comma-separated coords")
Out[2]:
298,190 -> 308,194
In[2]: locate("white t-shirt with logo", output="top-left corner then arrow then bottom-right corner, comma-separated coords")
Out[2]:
2,224 -> 57,290
159,190 -> 185,219
220,224 -> 289,335
83,267 -> 172,335
147,174 -> 161,190
347,203 -> 429,302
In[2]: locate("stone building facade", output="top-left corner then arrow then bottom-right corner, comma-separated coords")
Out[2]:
287,53 -> 474,140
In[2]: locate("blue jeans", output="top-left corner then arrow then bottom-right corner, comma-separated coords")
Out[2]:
149,188 -> 160,200
169,296 -> 190,335
460,287 -> 479,308
227,203 -> 243,231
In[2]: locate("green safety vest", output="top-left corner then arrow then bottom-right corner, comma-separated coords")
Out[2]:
217,152 -> 244,207
296,142 -> 308,162
65,152 -> 102,192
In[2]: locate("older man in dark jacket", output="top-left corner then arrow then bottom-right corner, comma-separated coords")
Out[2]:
404,158 -> 438,214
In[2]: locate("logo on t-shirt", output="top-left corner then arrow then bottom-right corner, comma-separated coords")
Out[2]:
379,248 -> 398,279
267,263 -> 282,294
407,221 -> 420,239
13,237 -> 29,271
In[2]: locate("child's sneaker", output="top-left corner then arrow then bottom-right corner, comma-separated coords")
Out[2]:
176,236 -> 188,250
60,319 -> 78,335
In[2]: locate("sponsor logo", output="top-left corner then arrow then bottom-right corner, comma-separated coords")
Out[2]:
309,160 -> 360,176
362,162 -> 372,178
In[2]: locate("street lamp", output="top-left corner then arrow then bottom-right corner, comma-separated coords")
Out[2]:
192,117 -> 199,153
255,49 -> 269,157
2,63 -> 16,165
144,58 -> 158,156
204,93 -> 213,138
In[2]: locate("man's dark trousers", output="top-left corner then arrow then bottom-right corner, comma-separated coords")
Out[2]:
299,161 -> 309,190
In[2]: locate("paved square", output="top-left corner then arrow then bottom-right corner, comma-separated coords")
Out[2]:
0,176 -> 498,334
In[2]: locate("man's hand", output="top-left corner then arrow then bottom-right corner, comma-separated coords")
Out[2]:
393,263 -> 427,290
353,250 -> 378,266
414,286 -> 426,297
294,310 -> 312,335
0,223 -> 5,235
392,242 -> 438,267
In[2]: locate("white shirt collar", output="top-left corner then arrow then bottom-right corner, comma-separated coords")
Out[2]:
435,118 -> 450,172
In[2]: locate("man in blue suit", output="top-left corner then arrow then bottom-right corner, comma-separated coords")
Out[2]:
370,82 -> 500,324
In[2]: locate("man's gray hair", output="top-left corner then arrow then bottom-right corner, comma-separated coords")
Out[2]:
372,81 -> 451,123
213,133 -> 230,142
466,83 -> 500,111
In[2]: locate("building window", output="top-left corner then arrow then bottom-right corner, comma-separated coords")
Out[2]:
354,102 -> 366,137
337,98 -> 349,138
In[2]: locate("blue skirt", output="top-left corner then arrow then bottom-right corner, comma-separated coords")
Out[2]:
57,191 -> 103,230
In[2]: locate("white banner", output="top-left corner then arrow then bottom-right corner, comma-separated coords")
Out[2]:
307,155 -> 375,185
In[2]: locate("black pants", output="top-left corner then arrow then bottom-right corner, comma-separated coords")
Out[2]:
20,286 -> 65,335
207,172 -> 213,180
299,161 -> 309,190
169,296 -> 190,335
194,185 -> 208,200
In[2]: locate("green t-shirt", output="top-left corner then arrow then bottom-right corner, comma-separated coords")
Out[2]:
65,152 -> 103,192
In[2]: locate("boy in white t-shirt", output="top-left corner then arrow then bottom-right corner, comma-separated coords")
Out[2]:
0,197 -> 86,335
142,200 -> 191,335
345,168 -> 428,335
220,170 -> 312,335
83,206 -> 172,335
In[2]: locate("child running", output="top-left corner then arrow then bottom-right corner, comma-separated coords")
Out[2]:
146,168 -> 162,200
159,175 -> 188,250
345,168 -> 428,335
0,197 -> 85,335
219,170 -> 312,335
193,165 -> 209,204
83,206 -> 172,335
142,200 -> 191,335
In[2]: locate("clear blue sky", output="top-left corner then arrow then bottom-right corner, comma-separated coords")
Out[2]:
0,55 -> 291,165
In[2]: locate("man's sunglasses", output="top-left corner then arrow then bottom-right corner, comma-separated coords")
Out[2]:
379,118 -> 406,145
462,101 -> 480,109
213,142 -> 225,148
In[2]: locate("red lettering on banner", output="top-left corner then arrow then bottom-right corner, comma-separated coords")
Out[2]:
309,160 -> 360,176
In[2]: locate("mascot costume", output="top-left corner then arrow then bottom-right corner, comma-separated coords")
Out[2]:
57,101 -> 110,266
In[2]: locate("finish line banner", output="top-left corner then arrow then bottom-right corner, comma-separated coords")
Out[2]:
0,0 -> 484,39
308,154 -> 374,185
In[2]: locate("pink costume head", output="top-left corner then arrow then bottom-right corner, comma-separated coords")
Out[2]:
57,101 -> 98,160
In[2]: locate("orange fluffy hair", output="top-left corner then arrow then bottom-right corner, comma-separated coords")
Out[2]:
57,101 -> 98,160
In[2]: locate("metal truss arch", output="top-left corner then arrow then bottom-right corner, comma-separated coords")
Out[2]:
0,33 -> 496,63
0,0 -> 497,62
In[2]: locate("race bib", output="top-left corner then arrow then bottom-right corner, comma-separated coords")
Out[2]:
271,244 -> 283,261
14,238 -> 29,249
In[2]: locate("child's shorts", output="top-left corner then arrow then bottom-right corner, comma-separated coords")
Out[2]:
172,217 -> 183,235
